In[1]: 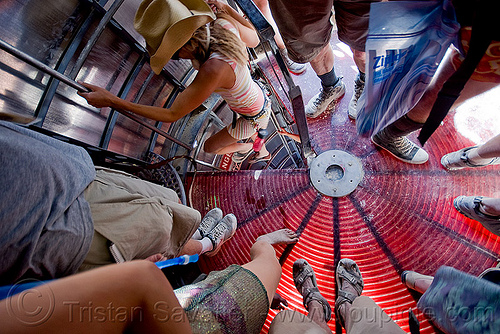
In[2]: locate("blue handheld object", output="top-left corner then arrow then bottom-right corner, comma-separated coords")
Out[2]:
155,254 -> 199,269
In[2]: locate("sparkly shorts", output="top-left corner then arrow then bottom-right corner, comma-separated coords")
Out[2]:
174,265 -> 269,334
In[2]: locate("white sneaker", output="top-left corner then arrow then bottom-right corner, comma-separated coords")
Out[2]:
205,214 -> 237,256
198,208 -> 223,238
280,48 -> 307,75
348,74 -> 364,120
305,78 -> 346,118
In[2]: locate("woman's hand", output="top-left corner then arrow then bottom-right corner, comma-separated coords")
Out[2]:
205,0 -> 227,14
145,253 -> 167,262
270,292 -> 288,310
77,82 -> 117,109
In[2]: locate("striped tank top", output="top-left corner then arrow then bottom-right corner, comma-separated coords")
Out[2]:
211,19 -> 264,116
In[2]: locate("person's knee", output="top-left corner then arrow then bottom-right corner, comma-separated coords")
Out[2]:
250,239 -> 275,258
251,240 -> 281,273
122,261 -> 167,287
203,138 -> 218,154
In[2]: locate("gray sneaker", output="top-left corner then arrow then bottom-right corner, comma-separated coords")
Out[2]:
280,48 -> 307,75
305,79 -> 346,118
198,208 -> 223,238
348,74 -> 365,120
371,130 -> 428,164
205,214 -> 237,256
441,146 -> 500,170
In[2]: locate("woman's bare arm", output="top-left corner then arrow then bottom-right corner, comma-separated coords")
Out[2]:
207,0 -> 260,48
78,59 -> 234,123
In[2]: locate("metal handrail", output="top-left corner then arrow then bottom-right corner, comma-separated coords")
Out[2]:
0,38 -> 191,150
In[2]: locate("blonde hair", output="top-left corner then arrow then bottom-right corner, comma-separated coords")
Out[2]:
183,17 -> 248,66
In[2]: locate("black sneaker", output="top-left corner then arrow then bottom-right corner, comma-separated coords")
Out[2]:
371,129 -> 428,164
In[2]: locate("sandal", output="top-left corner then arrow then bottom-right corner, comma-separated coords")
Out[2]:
335,258 -> 364,328
232,148 -> 253,163
453,196 -> 500,236
293,259 -> 332,322
248,152 -> 271,164
441,146 -> 500,170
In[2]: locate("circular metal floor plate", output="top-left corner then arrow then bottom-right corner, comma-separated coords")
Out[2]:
309,150 -> 364,197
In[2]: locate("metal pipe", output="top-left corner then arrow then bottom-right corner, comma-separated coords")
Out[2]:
0,39 -> 90,93
117,110 -> 191,149
69,0 -> 125,79
0,38 -> 191,150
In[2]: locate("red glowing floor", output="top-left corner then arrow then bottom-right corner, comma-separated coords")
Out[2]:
188,32 -> 500,333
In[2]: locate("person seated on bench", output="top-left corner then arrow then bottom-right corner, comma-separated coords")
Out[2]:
0,121 -> 234,285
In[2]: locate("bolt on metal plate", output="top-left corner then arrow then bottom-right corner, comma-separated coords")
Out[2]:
309,150 -> 364,197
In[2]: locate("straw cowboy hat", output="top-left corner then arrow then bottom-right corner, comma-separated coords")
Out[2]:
134,0 -> 216,74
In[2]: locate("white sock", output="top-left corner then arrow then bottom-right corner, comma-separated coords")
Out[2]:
192,229 -> 202,240
200,237 -> 214,254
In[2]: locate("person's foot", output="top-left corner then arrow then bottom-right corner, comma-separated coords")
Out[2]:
305,79 -> 346,118
205,214 -> 238,256
271,292 -> 288,310
441,146 -> 500,170
401,270 -> 434,292
293,259 -> 332,322
256,228 -> 299,245
232,147 -> 253,163
453,196 -> 500,236
348,74 -> 365,120
197,207 -> 223,239
371,129 -> 428,164
335,258 -> 364,328
248,151 -> 272,164
279,48 -> 307,75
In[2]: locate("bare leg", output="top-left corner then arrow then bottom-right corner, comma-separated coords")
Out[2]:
406,49 -> 458,123
412,277 -> 433,294
301,278 -> 331,332
1,261 -> 192,334
351,49 -> 365,73
337,272 -> 358,332
243,229 -> 299,303
405,48 -> 498,123
309,44 -> 334,76
253,0 -> 286,49
402,271 -> 434,294
181,239 -> 203,255
470,133 -> 500,160
479,197 -> 500,216
204,128 -> 252,155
